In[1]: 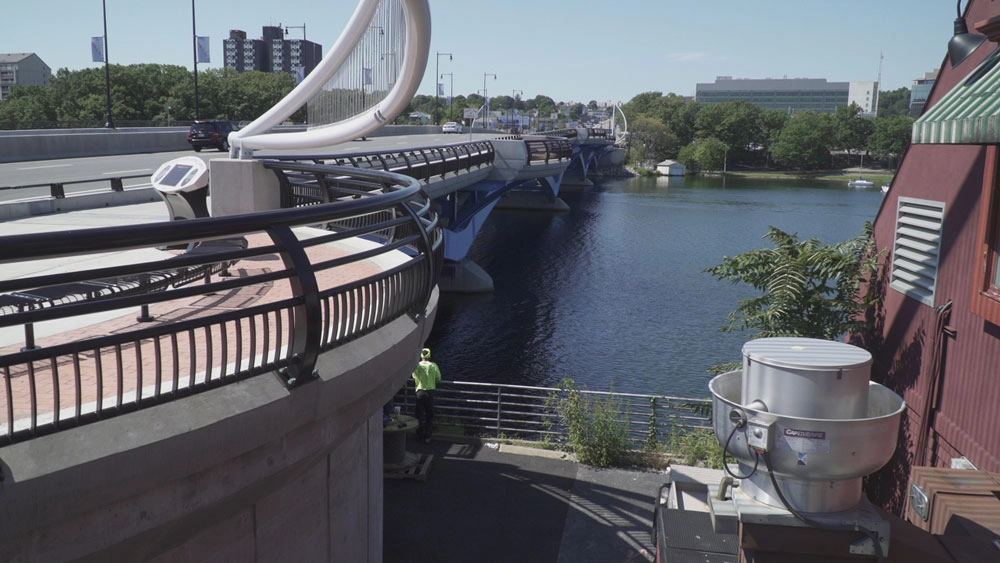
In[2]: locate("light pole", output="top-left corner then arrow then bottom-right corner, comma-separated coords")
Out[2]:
511,89 -> 522,131
101,0 -> 113,128
191,0 -> 201,120
440,72 -> 454,121
483,73 -> 496,128
434,52 -> 452,124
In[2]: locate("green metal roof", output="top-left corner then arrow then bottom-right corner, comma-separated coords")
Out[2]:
913,47 -> 1000,144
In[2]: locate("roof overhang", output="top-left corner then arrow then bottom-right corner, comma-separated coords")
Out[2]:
912,46 -> 1000,145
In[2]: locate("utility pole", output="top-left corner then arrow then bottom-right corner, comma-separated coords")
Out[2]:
101,0 -> 114,128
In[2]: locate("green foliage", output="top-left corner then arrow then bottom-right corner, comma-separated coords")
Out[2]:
666,429 -> 724,469
704,223 -> 882,340
630,115 -> 678,164
770,112 -> 835,170
832,103 -> 876,155
877,87 -> 912,117
549,379 -> 631,468
868,115 -> 915,168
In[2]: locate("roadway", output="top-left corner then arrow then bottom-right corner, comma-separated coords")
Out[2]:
0,132 -> 501,198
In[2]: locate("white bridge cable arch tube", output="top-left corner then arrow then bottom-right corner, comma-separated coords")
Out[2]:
228,0 -> 431,158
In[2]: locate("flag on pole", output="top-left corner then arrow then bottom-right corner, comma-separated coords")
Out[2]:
196,36 -> 211,63
363,67 -> 373,85
91,37 -> 105,63
294,67 -> 305,84
437,83 -> 445,96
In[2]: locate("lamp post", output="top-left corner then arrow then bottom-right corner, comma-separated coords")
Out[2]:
101,0 -> 114,128
440,72 -> 454,121
191,0 -> 200,121
434,52 -> 452,124
511,89 -> 523,132
483,73 -> 496,128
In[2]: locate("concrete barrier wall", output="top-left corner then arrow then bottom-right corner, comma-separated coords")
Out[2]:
0,295 -> 437,562
0,125 -> 451,163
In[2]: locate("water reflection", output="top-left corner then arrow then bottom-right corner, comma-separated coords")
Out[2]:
425,176 -> 884,398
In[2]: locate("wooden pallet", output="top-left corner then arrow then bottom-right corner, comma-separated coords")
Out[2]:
384,454 -> 433,481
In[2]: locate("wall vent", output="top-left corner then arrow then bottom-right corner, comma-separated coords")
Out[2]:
891,197 -> 945,306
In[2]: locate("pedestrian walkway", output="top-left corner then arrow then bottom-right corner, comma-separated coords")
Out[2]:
384,436 -> 667,563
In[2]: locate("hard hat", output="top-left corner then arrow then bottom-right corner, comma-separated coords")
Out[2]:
421,348 -> 431,360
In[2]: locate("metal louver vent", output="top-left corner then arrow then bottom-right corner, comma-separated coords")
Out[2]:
891,197 -> 945,306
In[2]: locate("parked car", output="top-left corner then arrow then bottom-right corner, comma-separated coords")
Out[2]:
442,122 -> 462,134
187,119 -> 239,152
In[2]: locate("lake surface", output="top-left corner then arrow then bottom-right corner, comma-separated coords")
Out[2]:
424,175 -> 886,399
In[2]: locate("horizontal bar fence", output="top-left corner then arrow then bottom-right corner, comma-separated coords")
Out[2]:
0,162 -> 441,445
0,174 -> 150,200
393,380 -> 712,449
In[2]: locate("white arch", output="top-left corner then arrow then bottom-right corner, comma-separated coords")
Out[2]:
229,0 -> 431,158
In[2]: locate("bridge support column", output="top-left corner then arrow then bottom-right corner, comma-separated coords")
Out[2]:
439,259 -> 494,293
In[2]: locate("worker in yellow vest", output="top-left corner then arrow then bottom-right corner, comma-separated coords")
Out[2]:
412,347 -> 442,444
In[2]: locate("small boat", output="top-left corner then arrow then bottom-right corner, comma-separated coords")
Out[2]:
848,177 -> 875,188
881,183 -> 890,193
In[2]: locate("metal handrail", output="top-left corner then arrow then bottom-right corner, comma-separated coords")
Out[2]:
523,138 -> 573,164
0,162 -> 441,445
0,174 -> 150,199
392,380 -> 712,448
261,140 -> 495,183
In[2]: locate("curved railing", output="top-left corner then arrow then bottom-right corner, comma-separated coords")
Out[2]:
0,163 -> 440,445
524,138 -> 573,163
262,141 -> 495,184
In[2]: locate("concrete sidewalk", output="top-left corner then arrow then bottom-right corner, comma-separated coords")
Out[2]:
384,437 -> 666,563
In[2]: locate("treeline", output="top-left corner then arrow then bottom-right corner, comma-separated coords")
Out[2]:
622,89 -> 915,172
0,64 -> 301,126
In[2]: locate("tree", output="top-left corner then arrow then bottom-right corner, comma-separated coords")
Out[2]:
629,115 -> 678,164
704,223 -> 881,340
868,115 -> 914,169
877,87 -> 911,117
695,101 -> 761,160
758,109 -> 789,167
569,102 -> 586,122
832,103 -> 875,157
770,112 -> 834,170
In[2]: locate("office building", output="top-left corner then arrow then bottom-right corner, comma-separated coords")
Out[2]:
909,69 -> 938,116
224,27 -> 322,77
695,76 -> 878,114
0,53 -> 51,101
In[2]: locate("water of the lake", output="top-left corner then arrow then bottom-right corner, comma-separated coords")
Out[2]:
424,174 -> 887,399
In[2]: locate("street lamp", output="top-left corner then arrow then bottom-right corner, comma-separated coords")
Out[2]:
440,72 -> 454,121
483,73 -> 496,128
511,89 -> 523,132
434,52 -> 452,124
101,0 -> 113,128
191,0 -> 200,120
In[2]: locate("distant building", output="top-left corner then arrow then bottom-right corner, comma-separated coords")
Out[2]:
656,159 -> 686,176
695,76 -> 878,114
909,69 -> 938,116
0,53 -> 51,101
223,27 -> 322,77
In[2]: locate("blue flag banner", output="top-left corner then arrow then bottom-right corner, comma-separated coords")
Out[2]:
91,37 -> 105,63
363,67 -> 372,85
437,83 -> 444,96
295,67 -> 305,84
196,36 -> 211,63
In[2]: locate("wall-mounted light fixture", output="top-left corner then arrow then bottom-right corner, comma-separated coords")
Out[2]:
949,0 -> 986,68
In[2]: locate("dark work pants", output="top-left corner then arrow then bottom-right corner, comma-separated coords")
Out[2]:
415,390 -> 434,440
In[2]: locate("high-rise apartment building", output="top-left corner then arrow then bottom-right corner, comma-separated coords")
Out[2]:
224,27 -> 322,77
695,76 -> 878,114
0,53 -> 51,100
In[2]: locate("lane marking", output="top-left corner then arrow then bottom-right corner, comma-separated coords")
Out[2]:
16,164 -> 72,171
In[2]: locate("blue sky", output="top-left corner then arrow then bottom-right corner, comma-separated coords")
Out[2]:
5,1 -> 957,105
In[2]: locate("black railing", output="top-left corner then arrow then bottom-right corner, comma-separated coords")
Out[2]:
263,141 -> 495,184
524,138 -> 573,163
392,380 -> 712,448
0,174 -> 150,200
0,162 -> 441,445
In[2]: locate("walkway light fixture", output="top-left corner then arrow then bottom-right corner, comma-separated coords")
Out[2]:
948,0 -> 986,68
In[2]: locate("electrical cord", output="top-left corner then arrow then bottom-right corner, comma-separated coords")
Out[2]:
722,409 -> 759,480
762,451 -> 885,563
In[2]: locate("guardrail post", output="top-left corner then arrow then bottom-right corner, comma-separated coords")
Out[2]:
50,183 -> 65,199
496,387 -> 502,433
268,225 -> 321,387
21,323 -> 39,352
111,178 -> 124,192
